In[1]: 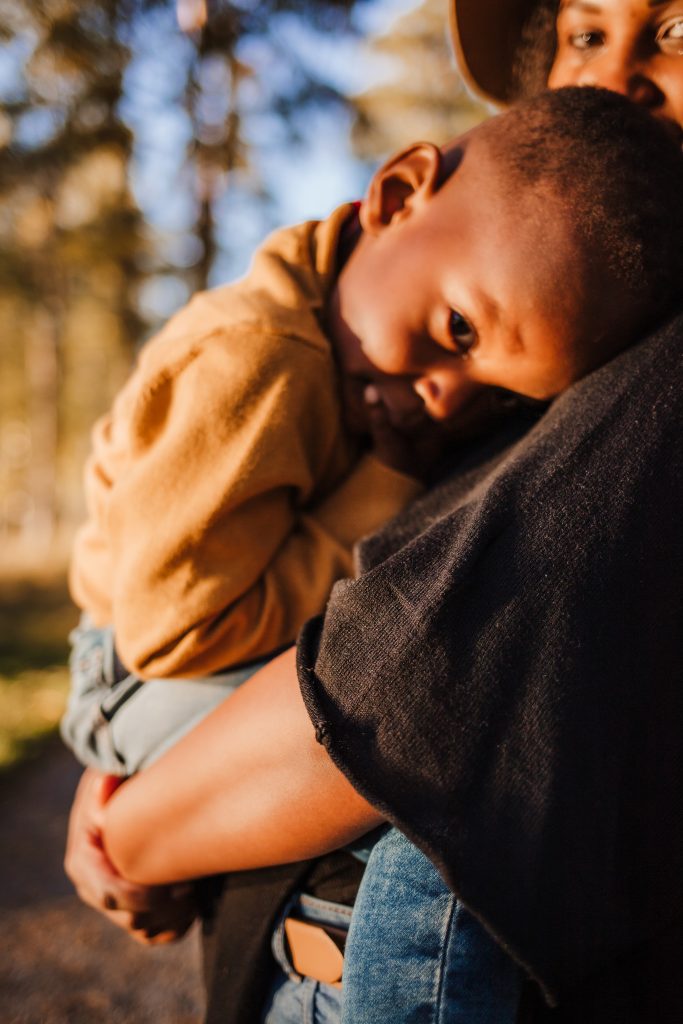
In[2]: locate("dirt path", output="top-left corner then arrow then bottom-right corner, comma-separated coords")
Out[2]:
0,738 -> 204,1023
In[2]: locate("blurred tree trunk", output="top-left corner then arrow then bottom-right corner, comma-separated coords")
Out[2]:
24,306 -> 60,550
1,0 -> 369,563
0,0 -> 143,554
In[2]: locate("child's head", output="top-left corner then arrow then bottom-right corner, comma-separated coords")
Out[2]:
329,86 -> 683,428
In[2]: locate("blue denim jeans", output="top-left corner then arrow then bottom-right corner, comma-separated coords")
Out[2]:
341,827 -> 523,1024
262,893 -> 351,1024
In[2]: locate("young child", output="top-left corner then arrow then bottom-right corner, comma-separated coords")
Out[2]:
71,86 -> 683,1022
62,203 -> 431,774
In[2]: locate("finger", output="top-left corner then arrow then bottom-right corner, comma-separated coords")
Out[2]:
101,906 -> 141,931
104,915 -> 187,946
68,841 -> 167,915
128,910 -> 196,945
130,898 -> 197,930
128,926 -> 191,947
83,901 -> 195,944
137,883 -> 197,913
101,876 -> 170,915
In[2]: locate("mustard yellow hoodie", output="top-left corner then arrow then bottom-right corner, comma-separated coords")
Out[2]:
70,204 -> 422,678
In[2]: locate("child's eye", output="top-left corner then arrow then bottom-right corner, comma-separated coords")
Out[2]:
447,310 -> 476,356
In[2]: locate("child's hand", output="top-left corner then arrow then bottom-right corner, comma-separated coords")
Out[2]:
64,769 -> 196,945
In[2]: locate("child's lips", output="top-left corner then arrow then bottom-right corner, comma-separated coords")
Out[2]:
365,386 -> 428,433
392,409 -> 430,432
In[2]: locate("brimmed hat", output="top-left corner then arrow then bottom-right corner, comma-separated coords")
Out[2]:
450,0 -> 542,105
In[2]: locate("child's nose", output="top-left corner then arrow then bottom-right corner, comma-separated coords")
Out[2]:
413,372 -> 473,421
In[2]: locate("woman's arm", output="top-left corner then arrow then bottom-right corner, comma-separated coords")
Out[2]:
103,646 -> 384,885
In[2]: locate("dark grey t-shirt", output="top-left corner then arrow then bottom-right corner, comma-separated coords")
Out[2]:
298,316 -> 683,1010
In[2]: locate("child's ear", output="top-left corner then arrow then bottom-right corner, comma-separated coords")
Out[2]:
361,143 -> 442,235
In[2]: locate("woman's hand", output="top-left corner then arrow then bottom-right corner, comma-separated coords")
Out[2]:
64,768 -> 196,945
101,647 -> 384,885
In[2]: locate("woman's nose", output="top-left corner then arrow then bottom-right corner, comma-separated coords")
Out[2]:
578,53 -> 664,109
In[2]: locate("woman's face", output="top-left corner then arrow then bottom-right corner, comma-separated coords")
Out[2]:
549,0 -> 683,129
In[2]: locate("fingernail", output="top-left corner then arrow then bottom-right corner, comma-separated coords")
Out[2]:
364,384 -> 380,405
103,893 -> 118,911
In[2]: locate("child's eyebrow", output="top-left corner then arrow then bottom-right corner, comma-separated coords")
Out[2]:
500,324 -> 525,354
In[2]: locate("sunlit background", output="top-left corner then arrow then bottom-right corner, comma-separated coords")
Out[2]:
0,0 -> 484,768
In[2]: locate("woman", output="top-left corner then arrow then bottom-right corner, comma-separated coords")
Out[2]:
66,2 -> 683,1020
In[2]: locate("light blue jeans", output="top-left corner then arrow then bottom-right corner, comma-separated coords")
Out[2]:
341,827 -> 523,1024
262,893 -> 351,1024
61,617 -> 267,774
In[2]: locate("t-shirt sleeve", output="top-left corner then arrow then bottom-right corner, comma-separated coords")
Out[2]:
296,316 -> 683,1005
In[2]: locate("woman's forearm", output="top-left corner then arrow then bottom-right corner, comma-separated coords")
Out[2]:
103,646 -> 384,884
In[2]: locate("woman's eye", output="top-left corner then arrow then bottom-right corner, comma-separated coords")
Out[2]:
447,310 -> 476,356
568,29 -> 604,51
658,18 -> 683,55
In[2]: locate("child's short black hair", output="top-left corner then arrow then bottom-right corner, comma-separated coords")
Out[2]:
483,86 -> 683,325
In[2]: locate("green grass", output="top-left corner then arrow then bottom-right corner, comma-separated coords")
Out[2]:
0,575 -> 78,770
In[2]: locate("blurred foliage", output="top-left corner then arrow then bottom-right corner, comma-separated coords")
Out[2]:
0,668 -> 70,768
0,0 -> 369,564
1,0 -> 146,559
0,0 -> 485,767
352,0 -> 488,160
0,0 -> 486,564
0,573 -> 76,769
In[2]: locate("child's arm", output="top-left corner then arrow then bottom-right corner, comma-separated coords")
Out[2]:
102,647 -> 384,885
